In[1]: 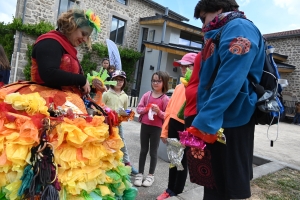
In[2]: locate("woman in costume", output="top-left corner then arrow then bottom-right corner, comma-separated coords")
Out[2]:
0,9 -> 137,200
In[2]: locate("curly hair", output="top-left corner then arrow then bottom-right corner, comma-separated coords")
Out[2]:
0,45 -> 10,70
57,9 -> 92,48
194,0 -> 239,19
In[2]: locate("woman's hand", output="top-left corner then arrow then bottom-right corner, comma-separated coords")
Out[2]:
161,137 -> 167,144
151,104 -> 160,113
81,79 -> 91,95
92,78 -> 107,92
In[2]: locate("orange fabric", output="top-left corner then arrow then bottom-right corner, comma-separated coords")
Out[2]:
94,91 -> 104,106
161,83 -> 185,138
0,82 -> 87,114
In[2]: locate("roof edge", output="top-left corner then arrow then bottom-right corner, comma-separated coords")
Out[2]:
140,15 -> 202,32
141,0 -> 189,22
264,34 -> 300,40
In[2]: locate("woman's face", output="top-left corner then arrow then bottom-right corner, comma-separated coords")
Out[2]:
180,65 -> 194,76
68,26 -> 93,47
199,9 -> 223,27
102,60 -> 110,69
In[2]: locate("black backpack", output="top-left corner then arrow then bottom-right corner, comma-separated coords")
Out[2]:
206,29 -> 284,126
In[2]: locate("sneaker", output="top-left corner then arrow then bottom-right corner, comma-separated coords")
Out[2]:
134,173 -> 143,187
142,175 -> 154,187
156,191 -> 170,200
131,166 -> 139,175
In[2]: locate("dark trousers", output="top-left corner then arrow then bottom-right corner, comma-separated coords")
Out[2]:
138,123 -> 162,174
203,116 -> 255,200
167,118 -> 187,195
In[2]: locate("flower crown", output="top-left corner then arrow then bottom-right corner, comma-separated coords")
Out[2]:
85,9 -> 101,32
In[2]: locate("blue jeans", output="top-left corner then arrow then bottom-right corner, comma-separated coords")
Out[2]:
293,113 -> 300,124
118,125 -> 130,164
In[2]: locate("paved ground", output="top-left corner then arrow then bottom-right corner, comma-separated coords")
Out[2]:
122,110 -> 300,200
123,120 -> 199,200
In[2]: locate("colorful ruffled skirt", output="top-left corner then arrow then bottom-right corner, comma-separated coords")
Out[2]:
0,82 -> 137,200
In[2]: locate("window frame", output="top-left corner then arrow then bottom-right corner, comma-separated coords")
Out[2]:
57,0 -> 75,18
109,16 -> 126,45
179,31 -> 202,48
116,0 -> 128,5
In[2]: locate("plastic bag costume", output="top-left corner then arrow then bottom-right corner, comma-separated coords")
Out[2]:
0,9 -> 137,200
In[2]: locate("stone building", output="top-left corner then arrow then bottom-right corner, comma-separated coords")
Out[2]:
10,0 -> 194,81
263,29 -> 300,102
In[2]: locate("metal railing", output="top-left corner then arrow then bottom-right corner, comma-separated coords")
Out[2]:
128,96 -> 138,107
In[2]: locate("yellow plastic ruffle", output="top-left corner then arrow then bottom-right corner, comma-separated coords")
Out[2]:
0,92 -> 131,198
4,92 -> 49,116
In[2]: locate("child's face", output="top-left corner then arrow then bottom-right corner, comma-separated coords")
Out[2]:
109,68 -> 115,73
113,76 -> 125,90
102,60 -> 110,69
151,74 -> 163,92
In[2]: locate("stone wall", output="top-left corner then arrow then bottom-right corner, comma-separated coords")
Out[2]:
268,37 -> 300,100
11,0 -> 183,81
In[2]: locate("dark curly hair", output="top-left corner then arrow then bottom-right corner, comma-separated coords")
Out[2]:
194,0 -> 239,19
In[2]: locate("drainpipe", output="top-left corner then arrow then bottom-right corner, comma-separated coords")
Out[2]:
13,0 -> 27,82
156,7 -> 168,71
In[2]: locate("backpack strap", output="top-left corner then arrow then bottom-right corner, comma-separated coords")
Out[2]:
205,28 -> 223,90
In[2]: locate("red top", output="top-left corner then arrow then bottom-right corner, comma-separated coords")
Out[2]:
184,52 -> 201,117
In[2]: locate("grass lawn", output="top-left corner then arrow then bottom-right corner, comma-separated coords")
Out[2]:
250,168 -> 300,199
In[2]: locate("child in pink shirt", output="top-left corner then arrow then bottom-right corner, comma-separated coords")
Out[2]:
134,71 -> 170,187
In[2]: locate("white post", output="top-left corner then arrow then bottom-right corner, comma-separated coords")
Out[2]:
128,96 -> 132,107
13,52 -> 20,82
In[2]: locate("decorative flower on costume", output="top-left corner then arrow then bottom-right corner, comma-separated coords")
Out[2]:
85,10 -> 101,33
4,92 -> 49,116
87,68 -> 117,87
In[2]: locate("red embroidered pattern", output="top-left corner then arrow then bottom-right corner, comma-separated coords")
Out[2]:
202,38 -> 215,61
229,37 -> 251,55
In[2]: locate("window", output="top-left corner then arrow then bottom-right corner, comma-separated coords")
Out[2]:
110,17 -> 126,45
179,31 -> 202,48
58,0 -> 75,17
168,77 -> 178,89
117,0 -> 127,5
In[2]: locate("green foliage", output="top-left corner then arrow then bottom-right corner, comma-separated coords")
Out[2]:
0,17 -> 54,65
119,46 -> 142,85
80,53 -> 97,75
23,44 -> 33,81
91,43 -> 142,91
92,43 -> 109,58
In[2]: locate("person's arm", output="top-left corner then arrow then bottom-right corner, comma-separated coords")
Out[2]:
136,92 -> 150,114
192,20 -> 263,134
157,95 -> 170,119
33,39 -> 86,88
